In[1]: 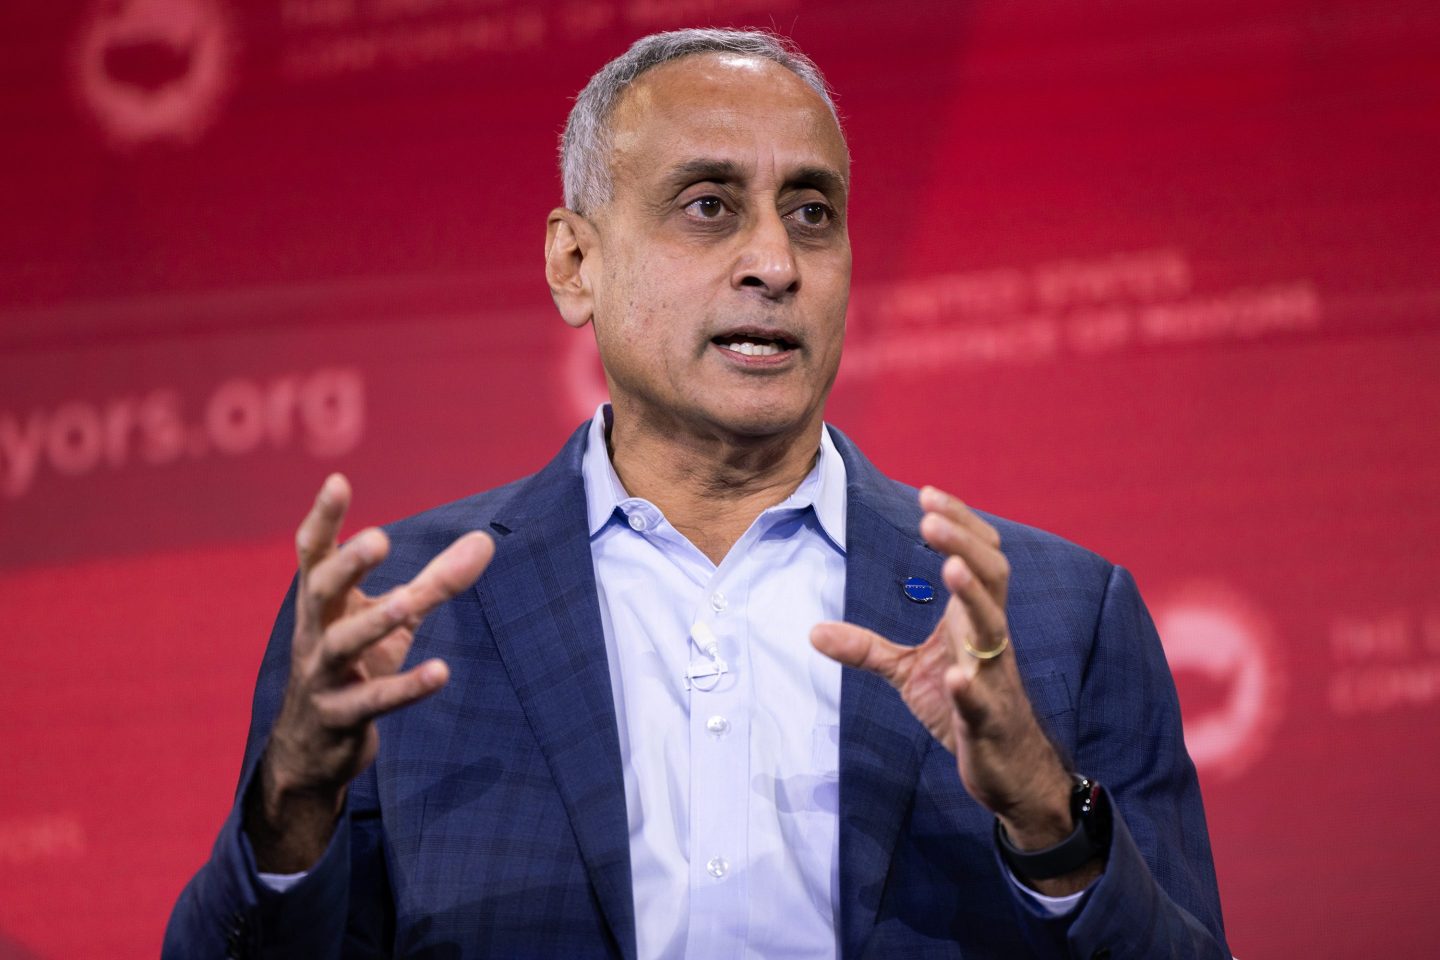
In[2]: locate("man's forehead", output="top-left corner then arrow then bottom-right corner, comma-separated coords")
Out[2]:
606,52 -> 849,185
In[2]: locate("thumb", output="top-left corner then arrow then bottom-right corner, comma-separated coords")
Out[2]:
811,621 -> 904,683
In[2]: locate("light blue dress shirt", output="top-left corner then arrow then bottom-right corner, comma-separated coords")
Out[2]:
583,406 -> 849,959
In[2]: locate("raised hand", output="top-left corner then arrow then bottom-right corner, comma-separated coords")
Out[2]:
245,474 -> 494,872
812,486 -> 1096,890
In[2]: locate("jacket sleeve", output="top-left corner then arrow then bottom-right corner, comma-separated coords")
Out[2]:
1006,564 -> 1232,960
161,578 -> 394,959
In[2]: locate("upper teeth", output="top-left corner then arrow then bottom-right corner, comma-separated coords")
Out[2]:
723,341 -> 782,357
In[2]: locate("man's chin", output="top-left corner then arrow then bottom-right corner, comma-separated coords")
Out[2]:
701,401 -> 823,444
611,388 -> 826,447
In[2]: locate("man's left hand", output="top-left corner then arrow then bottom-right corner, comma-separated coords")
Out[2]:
811,485 -> 1101,894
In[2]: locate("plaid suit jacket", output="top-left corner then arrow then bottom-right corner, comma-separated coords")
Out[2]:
164,424 -> 1230,959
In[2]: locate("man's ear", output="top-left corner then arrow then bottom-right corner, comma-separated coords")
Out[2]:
545,208 -> 598,329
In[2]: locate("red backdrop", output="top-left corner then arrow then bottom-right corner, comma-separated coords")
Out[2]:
2,2 -> 1438,957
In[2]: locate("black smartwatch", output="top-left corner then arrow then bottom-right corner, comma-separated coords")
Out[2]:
996,775 -> 1112,882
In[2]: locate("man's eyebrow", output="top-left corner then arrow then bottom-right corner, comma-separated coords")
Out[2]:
661,158 -> 747,193
659,158 -> 847,199
785,165 -> 848,201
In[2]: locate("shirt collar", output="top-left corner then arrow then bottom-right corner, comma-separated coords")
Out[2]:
580,404 -> 847,552
582,404 -> 629,538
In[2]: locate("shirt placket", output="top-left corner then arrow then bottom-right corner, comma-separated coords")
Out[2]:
684,548 -> 752,958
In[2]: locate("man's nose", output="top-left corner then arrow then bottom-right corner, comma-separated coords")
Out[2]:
732,210 -> 800,298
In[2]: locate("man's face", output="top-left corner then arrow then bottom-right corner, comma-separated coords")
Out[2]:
583,52 -> 851,442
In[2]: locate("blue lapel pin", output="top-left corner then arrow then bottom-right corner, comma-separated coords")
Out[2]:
902,577 -> 935,603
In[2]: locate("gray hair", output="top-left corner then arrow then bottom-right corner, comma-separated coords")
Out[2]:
560,28 -> 842,215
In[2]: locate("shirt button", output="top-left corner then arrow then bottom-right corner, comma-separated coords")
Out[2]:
706,715 -> 730,735
706,856 -> 729,879
628,513 -> 647,532
710,590 -> 727,612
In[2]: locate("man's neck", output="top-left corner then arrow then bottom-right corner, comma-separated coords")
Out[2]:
607,410 -> 823,566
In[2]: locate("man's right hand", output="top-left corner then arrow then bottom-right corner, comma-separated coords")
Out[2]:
244,474 -> 495,873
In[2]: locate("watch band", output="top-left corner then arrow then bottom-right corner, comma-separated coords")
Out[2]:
995,776 -> 1112,882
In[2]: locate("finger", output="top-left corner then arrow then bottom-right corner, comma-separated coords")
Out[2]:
941,555 -> 1010,655
919,486 -> 1000,549
943,635 -> 1020,730
390,531 -> 495,621
920,511 -> 1010,597
319,589 -> 411,672
938,589 -> 1001,730
314,659 -> 450,728
296,474 -> 352,574
302,527 -> 391,623
319,531 -> 493,675
944,661 -> 989,729
811,622 -> 909,685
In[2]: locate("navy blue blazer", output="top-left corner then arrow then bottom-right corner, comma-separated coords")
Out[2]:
164,425 -> 1230,959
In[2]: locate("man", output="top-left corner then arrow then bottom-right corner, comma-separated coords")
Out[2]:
165,28 -> 1229,959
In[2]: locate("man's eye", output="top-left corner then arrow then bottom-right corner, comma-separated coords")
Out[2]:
794,202 -> 832,227
686,197 -> 727,219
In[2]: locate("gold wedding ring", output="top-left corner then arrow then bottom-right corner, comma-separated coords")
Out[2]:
963,633 -> 1010,661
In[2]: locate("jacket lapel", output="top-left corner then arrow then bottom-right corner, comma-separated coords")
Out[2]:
473,426 -> 637,960
830,428 -> 945,960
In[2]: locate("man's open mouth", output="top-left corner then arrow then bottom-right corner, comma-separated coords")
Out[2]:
712,331 -> 798,357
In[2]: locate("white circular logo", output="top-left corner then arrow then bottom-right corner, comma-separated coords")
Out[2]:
1153,582 -> 1284,781
71,0 -> 237,149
